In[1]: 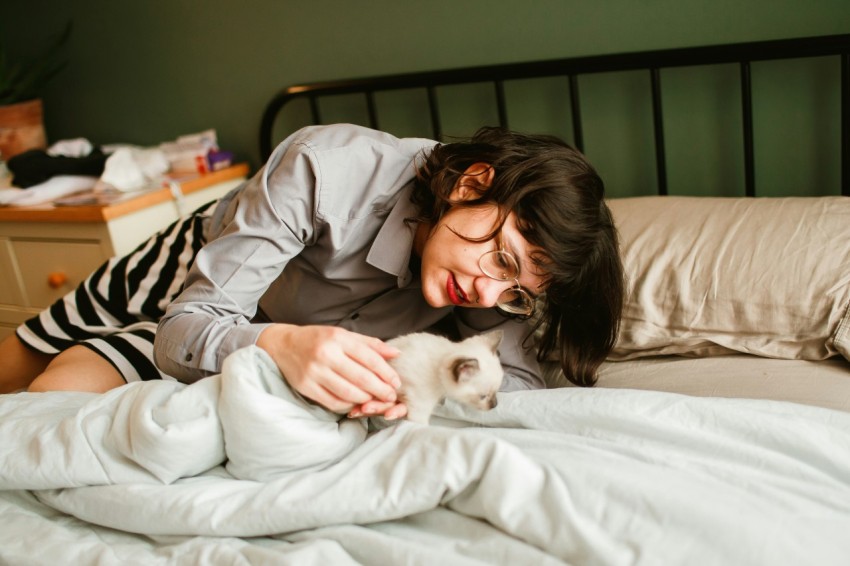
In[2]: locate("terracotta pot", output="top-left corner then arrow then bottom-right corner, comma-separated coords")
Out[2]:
0,98 -> 48,160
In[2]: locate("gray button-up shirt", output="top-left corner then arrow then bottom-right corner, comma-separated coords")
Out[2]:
155,124 -> 543,391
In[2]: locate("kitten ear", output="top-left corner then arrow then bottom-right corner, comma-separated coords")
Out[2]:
484,330 -> 503,353
452,357 -> 480,383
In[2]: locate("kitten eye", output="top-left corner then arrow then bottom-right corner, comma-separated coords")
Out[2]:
479,394 -> 488,400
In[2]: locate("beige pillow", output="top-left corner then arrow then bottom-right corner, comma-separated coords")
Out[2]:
607,196 -> 850,362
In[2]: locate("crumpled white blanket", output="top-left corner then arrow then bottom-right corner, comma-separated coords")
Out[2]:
1,345 -> 850,566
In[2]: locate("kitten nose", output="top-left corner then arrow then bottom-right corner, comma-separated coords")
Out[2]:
489,395 -> 498,409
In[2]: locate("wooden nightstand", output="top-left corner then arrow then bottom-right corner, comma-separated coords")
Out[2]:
0,164 -> 250,338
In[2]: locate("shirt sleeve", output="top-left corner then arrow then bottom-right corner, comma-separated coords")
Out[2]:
452,308 -> 545,392
154,134 -> 318,382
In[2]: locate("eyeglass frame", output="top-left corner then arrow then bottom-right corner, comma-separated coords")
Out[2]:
477,235 -> 537,318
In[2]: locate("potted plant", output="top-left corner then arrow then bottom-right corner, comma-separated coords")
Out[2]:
0,22 -> 71,160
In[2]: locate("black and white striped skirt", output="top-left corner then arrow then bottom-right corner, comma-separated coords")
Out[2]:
16,199 -> 219,383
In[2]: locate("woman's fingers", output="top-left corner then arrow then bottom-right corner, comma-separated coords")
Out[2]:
348,400 -> 408,420
363,337 -> 402,384
383,402 -> 408,420
291,379 -> 359,414
349,399 -> 395,417
307,369 -> 373,407
257,324 -> 402,412
338,338 -> 400,401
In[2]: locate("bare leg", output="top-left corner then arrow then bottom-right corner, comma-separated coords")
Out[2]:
0,333 -> 54,393
28,345 -> 126,393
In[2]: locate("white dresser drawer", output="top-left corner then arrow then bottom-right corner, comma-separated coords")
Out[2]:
12,239 -> 107,308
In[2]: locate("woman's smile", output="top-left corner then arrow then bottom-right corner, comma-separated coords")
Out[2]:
446,273 -> 470,305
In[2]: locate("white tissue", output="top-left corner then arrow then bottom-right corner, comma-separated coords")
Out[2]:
100,147 -> 170,192
47,138 -> 94,158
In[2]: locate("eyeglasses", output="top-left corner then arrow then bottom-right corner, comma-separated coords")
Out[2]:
478,237 -> 536,318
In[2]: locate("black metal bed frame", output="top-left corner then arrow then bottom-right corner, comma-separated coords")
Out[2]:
260,34 -> 850,196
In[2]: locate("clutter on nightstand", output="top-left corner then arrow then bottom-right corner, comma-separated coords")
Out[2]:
157,129 -> 233,175
0,129 -> 235,207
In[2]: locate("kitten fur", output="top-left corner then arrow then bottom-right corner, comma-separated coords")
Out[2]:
386,330 -> 505,424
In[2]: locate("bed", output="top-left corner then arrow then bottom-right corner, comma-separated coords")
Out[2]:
2,34 -> 850,565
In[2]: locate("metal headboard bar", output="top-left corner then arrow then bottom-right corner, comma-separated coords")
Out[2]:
365,91 -> 378,129
740,62 -> 756,197
843,53 -> 849,196
567,75 -> 583,152
650,68 -> 668,196
261,34 -> 850,195
426,87 -> 442,141
494,80 -> 508,127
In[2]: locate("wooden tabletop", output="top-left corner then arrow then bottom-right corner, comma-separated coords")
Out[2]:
0,163 -> 250,223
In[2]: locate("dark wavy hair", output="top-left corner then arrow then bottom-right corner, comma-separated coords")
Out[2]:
411,126 -> 624,387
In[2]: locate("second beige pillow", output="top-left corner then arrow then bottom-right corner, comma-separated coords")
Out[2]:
607,196 -> 850,363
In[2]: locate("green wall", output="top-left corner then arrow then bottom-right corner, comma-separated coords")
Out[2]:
4,1 -> 849,196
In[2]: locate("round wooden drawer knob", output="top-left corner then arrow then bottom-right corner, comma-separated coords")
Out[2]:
47,272 -> 68,289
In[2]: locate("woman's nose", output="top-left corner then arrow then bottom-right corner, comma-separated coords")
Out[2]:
474,277 -> 512,308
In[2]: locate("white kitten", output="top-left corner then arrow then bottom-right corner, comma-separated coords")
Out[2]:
386,330 -> 505,424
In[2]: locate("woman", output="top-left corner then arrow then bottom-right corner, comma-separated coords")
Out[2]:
0,124 -> 624,419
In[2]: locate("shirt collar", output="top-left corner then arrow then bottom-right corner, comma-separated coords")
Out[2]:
366,183 -> 420,287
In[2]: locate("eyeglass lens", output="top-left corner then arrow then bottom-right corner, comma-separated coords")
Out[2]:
479,250 -> 520,280
479,250 -> 534,315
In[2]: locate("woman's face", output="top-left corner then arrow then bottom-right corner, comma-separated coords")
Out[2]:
415,164 -> 546,311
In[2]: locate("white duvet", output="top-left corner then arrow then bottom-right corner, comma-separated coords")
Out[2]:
1,346 -> 849,565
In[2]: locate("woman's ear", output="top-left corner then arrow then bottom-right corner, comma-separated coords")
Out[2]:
449,162 -> 495,202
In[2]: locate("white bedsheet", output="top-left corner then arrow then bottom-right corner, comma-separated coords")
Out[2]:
1,345 -> 849,565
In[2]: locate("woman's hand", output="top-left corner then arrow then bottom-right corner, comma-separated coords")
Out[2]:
257,324 -> 405,416
348,399 -> 408,420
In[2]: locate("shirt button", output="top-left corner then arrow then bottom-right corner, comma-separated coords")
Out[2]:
185,353 -> 194,362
